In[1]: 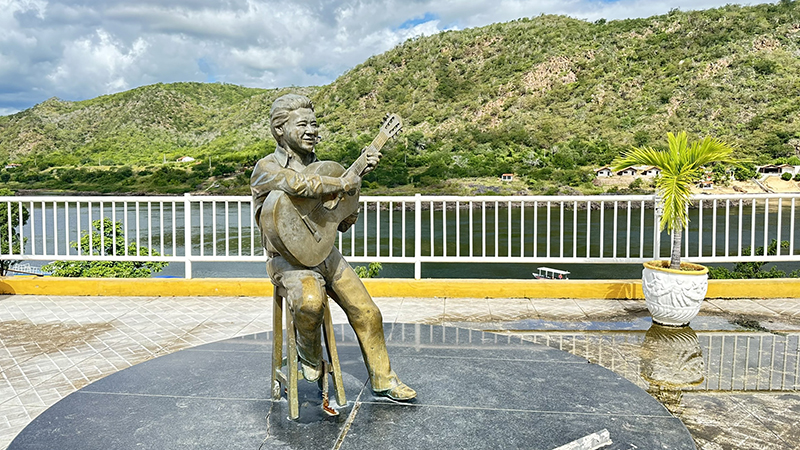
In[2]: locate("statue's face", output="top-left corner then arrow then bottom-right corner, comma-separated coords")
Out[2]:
280,108 -> 318,156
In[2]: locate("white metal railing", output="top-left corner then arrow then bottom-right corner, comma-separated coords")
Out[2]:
1,193 -> 799,278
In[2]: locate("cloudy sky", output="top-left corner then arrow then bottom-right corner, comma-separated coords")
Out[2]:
0,0 -> 775,115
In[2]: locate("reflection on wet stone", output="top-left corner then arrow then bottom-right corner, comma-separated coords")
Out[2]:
504,326 -> 800,412
640,324 -> 704,413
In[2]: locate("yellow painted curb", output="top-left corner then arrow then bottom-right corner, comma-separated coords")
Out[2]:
705,278 -> 800,299
362,279 -> 645,299
1,276 -> 799,299
0,277 -> 274,297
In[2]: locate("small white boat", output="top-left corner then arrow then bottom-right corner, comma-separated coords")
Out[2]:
5,263 -> 49,276
532,267 -> 570,280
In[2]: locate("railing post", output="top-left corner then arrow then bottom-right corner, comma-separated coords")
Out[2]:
414,193 -> 422,279
184,193 -> 193,279
653,193 -> 662,260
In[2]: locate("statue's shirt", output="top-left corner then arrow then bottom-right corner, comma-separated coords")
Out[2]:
250,145 -> 348,253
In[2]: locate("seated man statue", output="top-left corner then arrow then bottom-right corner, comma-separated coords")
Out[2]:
250,93 -> 416,401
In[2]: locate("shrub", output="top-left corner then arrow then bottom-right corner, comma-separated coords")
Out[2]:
708,240 -> 800,279
628,177 -> 644,190
354,262 -> 382,278
794,173 -> 800,181
0,188 -> 30,275
734,163 -> 758,181
212,163 -> 236,177
43,218 -> 168,278
781,172 -> 792,181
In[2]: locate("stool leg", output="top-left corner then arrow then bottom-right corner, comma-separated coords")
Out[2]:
271,289 -> 283,401
286,307 -> 300,420
322,299 -> 346,407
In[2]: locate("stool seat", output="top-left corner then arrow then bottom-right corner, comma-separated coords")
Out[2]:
271,285 -> 346,419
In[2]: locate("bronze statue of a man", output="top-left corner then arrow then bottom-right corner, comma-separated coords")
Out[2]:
250,93 -> 415,401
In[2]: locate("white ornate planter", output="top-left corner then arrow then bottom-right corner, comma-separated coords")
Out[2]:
641,261 -> 708,327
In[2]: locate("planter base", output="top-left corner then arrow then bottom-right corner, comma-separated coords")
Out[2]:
642,261 -> 708,327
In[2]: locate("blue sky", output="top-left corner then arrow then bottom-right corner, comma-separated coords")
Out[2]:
398,12 -> 441,29
0,0 -> 776,116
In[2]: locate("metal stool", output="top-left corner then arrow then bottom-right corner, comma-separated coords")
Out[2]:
271,285 -> 346,419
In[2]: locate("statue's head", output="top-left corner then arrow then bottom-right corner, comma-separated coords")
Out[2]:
270,94 -> 316,152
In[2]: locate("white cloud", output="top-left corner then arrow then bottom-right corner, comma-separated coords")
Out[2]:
231,47 -> 302,72
0,107 -> 21,116
47,29 -> 149,96
0,0 -> 778,115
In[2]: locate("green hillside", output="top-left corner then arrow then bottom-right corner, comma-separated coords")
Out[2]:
1,1 -> 799,194
314,1 -> 800,192
0,83 -> 320,193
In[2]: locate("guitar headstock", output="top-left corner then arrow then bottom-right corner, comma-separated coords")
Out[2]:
379,113 -> 403,140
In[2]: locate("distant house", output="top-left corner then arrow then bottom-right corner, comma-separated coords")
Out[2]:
594,166 -> 612,177
616,166 -> 637,177
782,165 -> 800,175
4,163 -> 21,169
500,173 -> 514,181
177,156 -> 196,163
757,164 -> 800,176
640,166 -> 661,177
757,164 -> 783,175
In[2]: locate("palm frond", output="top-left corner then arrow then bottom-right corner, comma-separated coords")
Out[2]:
613,146 -> 668,172
612,131 -> 737,235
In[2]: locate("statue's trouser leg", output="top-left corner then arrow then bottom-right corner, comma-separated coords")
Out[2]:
323,250 -> 398,392
268,260 -> 326,370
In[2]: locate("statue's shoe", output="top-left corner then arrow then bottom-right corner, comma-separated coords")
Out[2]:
374,383 -> 417,401
301,361 -> 322,383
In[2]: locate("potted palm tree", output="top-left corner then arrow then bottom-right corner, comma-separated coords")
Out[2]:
613,132 -> 736,326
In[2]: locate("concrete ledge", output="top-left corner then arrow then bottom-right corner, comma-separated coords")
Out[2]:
1,276 -> 799,299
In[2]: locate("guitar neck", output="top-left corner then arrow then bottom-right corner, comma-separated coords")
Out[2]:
346,131 -> 389,177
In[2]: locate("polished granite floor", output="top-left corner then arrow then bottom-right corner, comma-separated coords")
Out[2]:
7,324 -> 697,449
1,295 -> 799,449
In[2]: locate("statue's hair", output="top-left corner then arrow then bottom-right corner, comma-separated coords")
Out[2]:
269,94 -> 314,144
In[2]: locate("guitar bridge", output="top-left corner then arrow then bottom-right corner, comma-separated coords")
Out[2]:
300,214 -> 323,243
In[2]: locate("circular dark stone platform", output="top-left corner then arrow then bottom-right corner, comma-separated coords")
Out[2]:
9,323 -> 695,449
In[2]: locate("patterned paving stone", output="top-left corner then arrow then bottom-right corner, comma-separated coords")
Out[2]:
487,298 -> 534,321
530,298 -> 588,320
706,299 -> 779,316
755,298 -> 800,318
443,297 -> 491,322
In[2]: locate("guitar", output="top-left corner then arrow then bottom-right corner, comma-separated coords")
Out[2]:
261,114 -> 402,267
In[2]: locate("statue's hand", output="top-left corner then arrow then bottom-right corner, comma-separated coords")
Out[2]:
362,147 -> 382,175
341,171 -> 361,195
337,209 -> 360,232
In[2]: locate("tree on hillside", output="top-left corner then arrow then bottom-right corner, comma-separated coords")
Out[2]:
0,188 -> 30,275
43,218 -> 168,278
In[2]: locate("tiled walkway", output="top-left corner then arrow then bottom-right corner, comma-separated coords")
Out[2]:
1,295 -> 799,450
